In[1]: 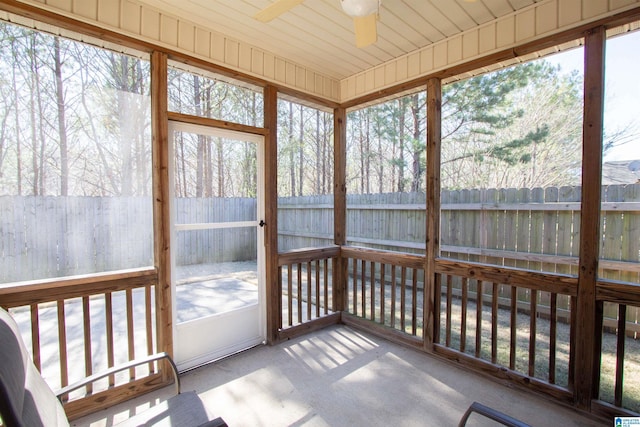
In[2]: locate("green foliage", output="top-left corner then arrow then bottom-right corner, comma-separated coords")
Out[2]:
442,60 -> 584,190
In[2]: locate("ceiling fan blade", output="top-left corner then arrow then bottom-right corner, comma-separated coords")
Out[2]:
353,14 -> 377,48
254,0 -> 305,22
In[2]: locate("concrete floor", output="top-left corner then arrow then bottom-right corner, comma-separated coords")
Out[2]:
72,325 -> 606,427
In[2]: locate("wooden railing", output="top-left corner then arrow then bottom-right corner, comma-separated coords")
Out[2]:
277,246 -> 341,339
340,246 -> 426,347
2,243 -> 638,420
592,280 -> 640,418
433,259 -> 578,403
0,268 -> 169,420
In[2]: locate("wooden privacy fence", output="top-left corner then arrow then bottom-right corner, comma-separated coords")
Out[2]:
0,196 -> 257,283
5,185 -> 638,284
278,185 -> 640,282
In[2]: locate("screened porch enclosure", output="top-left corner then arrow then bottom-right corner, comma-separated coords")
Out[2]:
0,1 -> 640,425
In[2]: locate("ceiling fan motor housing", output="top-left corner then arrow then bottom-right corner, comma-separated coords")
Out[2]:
341,0 -> 379,17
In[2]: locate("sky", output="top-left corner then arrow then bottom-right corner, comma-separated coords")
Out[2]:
545,30 -> 640,162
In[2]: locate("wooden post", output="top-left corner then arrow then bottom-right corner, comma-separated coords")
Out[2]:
575,26 -> 605,410
151,51 -> 173,358
425,78 -> 441,350
264,85 -> 281,344
333,106 -> 347,313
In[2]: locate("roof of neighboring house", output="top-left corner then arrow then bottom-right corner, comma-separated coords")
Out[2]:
602,160 -> 640,185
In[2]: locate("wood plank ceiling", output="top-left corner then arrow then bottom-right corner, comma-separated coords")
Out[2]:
134,0 -> 541,81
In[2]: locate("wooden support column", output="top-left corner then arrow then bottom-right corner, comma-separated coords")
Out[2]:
151,51 -> 172,357
333,106 -> 347,313
424,78 -> 441,350
575,26 -> 605,410
264,85 -> 280,344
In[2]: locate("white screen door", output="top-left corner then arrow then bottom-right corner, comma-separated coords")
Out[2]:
169,121 -> 265,371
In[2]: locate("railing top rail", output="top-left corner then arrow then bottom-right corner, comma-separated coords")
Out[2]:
596,279 -> 640,305
436,258 -> 578,295
342,246 -> 425,270
278,245 -> 340,265
0,267 -> 157,308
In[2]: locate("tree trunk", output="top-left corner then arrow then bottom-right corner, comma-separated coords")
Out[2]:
53,38 -> 69,196
398,98 -> 406,193
410,94 -> 423,192
315,109 -> 321,194
28,34 -> 40,195
288,102 -> 295,196
11,37 -> 23,195
194,75 -> 205,197
298,104 -> 304,196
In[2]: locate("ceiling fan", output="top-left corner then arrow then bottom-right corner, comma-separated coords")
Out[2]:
253,0 -> 381,48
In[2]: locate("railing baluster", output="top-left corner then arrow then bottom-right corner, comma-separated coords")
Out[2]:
446,275 -> 452,347
315,260 -> 321,318
615,304 -> 626,407
278,265 -> 283,329
307,261 -> 312,321
461,277 -> 468,353
352,258 -> 358,315
549,292 -> 557,384
287,264 -> 293,327
361,260 -> 366,318
145,285 -> 154,372
57,300 -> 68,396
400,267 -> 407,332
491,283 -> 498,364
529,289 -> 537,377
82,296 -> 93,394
297,263 -> 303,324
105,292 -> 115,386
370,261 -> 376,322
125,290 -> 135,380
434,273 -> 441,345
475,280 -> 483,358
380,263 -> 386,325
323,259 -> 329,315
30,304 -> 41,371
412,268 -> 418,335
568,296 -> 576,388
510,286 -> 517,370
390,265 -> 397,329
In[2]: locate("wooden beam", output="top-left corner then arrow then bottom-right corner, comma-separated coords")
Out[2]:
424,78 -> 441,350
167,111 -> 267,136
264,85 -> 280,345
574,26 -> 605,410
151,51 -> 173,358
333,106 -> 347,312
